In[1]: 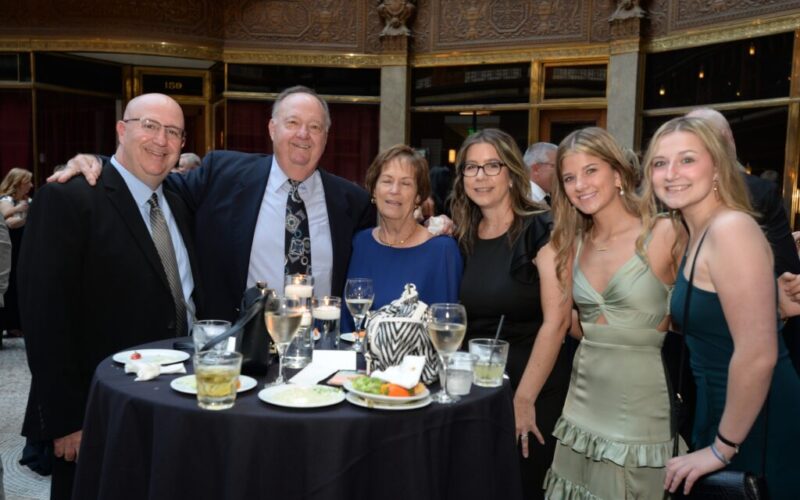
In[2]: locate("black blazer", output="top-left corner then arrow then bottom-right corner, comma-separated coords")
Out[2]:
19,163 -> 200,440
166,151 -> 375,322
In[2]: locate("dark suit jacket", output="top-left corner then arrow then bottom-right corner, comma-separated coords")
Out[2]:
166,151 -> 375,322
19,163 -> 200,440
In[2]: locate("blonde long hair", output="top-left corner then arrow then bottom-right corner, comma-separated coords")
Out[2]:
639,116 -> 754,242
450,128 -> 545,255
550,127 -> 643,290
0,168 -> 32,199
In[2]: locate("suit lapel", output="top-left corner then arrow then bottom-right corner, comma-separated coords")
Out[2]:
320,169 -> 349,293
231,156 -> 271,293
102,163 -> 171,294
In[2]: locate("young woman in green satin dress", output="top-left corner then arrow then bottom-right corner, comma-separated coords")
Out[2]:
642,116 -> 800,499
543,127 -> 685,499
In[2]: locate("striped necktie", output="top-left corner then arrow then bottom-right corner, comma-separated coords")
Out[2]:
148,193 -> 187,336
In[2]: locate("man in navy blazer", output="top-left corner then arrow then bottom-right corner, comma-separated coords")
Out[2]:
60,86 -> 375,321
21,94 -> 199,499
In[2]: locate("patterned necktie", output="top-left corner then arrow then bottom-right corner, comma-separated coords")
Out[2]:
148,193 -> 187,336
285,180 -> 312,276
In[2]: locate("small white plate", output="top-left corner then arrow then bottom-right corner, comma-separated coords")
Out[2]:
113,349 -> 190,365
339,333 -> 356,343
343,379 -> 429,403
170,374 -> 257,395
258,385 -> 345,409
345,392 -> 432,411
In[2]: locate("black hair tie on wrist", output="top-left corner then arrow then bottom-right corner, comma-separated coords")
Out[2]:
717,431 -> 741,453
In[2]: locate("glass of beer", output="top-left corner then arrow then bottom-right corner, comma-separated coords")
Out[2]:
193,350 -> 243,410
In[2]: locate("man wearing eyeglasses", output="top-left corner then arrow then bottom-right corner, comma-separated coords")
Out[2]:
19,93 -> 199,500
523,142 -> 557,207
56,85 -> 374,322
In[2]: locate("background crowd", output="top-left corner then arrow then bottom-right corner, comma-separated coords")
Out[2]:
3,85 -> 799,499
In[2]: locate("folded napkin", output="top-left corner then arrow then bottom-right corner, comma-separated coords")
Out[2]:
371,355 -> 425,389
125,361 -> 186,381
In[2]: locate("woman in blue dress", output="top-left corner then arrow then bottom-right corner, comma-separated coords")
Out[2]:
343,145 -> 462,330
642,116 -> 800,498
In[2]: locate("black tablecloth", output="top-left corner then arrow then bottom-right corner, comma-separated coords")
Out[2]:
74,339 -> 523,500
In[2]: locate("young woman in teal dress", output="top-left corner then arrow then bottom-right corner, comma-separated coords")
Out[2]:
642,116 -> 800,498
543,127 -> 684,499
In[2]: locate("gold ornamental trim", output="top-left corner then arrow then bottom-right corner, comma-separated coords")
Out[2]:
223,50 -> 396,68
0,37 -> 223,61
646,13 -> 800,53
641,96 -> 798,117
411,44 -> 609,67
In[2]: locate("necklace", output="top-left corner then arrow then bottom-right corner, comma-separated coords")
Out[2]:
378,225 -> 417,247
589,226 -> 614,252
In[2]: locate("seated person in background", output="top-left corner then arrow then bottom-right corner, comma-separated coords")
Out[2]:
343,145 -> 462,330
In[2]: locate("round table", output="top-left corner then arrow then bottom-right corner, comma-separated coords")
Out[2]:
73,339 -> 523,500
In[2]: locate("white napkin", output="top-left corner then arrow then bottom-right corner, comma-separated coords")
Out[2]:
125,361 -> 186,381
289,350 -> 357,385
370,355 -> 425,389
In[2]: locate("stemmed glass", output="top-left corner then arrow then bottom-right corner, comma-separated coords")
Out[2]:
263,296 -> 303,387
344,278 -> 374,352
427,303 -> 468,404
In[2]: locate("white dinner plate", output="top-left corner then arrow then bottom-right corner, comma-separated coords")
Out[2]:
345,392 -> 432,411
113,349 -> 190,365
339,333 -> 356,343
170,374 -> 257,395
258,385 -> 345,409
343,379 -> 429,403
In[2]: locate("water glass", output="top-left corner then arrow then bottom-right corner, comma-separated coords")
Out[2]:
312,296 -> 341,349
469,339 -> 509,388
284,274 -> 314,369
192,319 -> 231,353
194,350 -> 243,410
446,352 -> 477,396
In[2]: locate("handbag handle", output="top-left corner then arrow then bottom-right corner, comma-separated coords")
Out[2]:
201,285 -> 274,351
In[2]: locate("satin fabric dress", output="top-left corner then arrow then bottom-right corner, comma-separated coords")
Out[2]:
545,241 -> 675,499
671,259 -> 800,500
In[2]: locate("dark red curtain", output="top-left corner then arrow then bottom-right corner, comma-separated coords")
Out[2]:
36,90 -> 117,182
225,99 -> 379,185
0,90 -> 33,180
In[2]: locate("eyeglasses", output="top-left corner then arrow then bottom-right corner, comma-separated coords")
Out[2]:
123,118 -> 185,142
461,161 -> 506,177
537,162 -> 555,168
281,117 -> 326,135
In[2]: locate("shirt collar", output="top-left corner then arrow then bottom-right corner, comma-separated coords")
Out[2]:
110,155 -> 164,208
268,156 -> 321,196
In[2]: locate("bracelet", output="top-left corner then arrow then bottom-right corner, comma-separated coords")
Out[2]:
710,442 -> 731,466
716,431 -> 740,453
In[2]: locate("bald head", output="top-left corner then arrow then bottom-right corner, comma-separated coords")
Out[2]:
686,107 -> 736,157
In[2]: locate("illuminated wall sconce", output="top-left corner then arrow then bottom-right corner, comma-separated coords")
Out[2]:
658,85 -> 666,96
448,149 -> 457,164
698,67 -> 705,79
749,43 -> 756,56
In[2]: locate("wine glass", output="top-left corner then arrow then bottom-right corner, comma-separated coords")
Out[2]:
263,296 -> 303,387
427,303 -> 468,404
344,278 -> 374,352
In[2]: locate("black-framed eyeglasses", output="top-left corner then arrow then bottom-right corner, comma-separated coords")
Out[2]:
123,118 -> 185,142
461,161 -> 506,177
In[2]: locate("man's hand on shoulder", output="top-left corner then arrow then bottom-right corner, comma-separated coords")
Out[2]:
47,154 -> 103,186
54,429 -> 83,462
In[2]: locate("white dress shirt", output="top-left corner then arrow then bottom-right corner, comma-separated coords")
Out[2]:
110,156 -> 195,324
246,158 -> 333,296
529,180 -> 548,205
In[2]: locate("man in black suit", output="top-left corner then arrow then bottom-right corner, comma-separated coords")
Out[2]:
20,93 -> 199,500
59,86 -> 375,321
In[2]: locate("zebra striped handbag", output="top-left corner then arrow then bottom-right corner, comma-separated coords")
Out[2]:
365,284 -> 440,384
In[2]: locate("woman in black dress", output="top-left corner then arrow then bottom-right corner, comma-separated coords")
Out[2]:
452,129 -> 571,499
